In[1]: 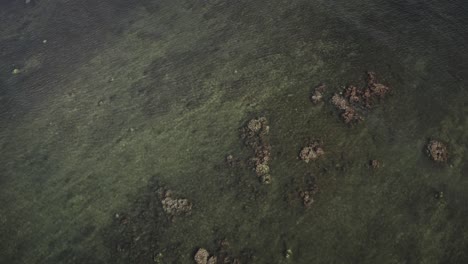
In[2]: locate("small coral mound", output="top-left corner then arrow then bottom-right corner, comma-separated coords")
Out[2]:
194,248 -> 210,264
299,141 -> 325,163
299,177 -> 319,208
331,94 -> 363,124
160,190 -> 192,217
241,117 -> 270,142
369,159 -> 380,169
366,71 -> 390,101
426,139 -> 448,162
287,173 -> 319,208
207,256 -> 217,264
194,244 -> 245,264
225,154 -> 239,167
241,117 -> 272,184
310,83 -> 326,104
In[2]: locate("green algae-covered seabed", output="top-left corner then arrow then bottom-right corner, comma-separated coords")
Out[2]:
1,0 -> 468,263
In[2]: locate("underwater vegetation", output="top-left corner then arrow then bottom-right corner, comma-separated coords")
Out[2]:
1,0 -> 468,263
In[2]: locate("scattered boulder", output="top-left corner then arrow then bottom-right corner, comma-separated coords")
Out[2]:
299,140 -> 325,163
426,139 -> 448,162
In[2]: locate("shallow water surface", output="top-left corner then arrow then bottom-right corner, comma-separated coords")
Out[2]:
0,0 -> 467,263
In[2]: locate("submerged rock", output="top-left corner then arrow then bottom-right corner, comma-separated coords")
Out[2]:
426,139 -> 448,162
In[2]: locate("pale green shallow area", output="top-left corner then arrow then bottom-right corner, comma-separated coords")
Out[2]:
0,0 -> 467,263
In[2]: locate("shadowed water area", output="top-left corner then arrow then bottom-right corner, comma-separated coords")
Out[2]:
0,0 -> 467,263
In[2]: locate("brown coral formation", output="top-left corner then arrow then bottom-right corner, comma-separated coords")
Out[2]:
344,85 -> 362,104
343,71 -> 390,108
366,71 -> 390,100
310,83 -> 326,104
225,154 -> 240,167
299,176 -> 319,208
331,94 -> 363,124
194,248 -> 218,264
241,117 -> 270,140
160,190 -> 192,217
207,256 -> 218,264
331,71 -> 390,124
241,117 -> 272,184
194,248 -> 210,264
369,159 -> 380,169
426,139 -> 448,162
299,140 -> 325,163
194,243 -> 247,264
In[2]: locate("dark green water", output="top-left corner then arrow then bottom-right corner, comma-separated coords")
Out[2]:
1,0 -> 467,263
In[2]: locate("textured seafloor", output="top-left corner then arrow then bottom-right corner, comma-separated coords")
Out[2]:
0,0 -> 467,263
